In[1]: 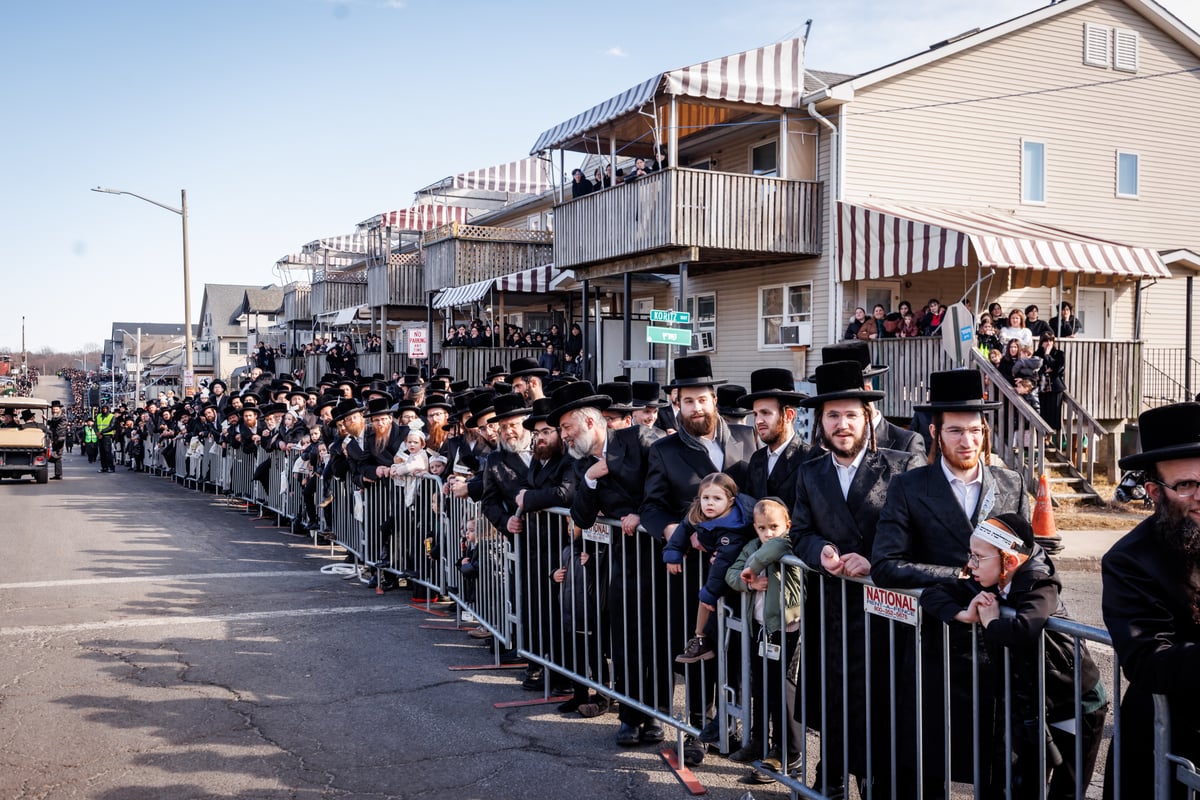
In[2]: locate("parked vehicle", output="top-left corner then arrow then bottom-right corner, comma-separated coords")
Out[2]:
0,396 -> 51,484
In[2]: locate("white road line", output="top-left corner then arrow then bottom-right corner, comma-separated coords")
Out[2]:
0,570 -> 315,590
0,605 -> 404,636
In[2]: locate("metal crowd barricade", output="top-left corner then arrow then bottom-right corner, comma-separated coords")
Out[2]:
173,438 -> 187,481
228,448 -> 257,502
441,490 -> 515,651
516,508 -> 720,759
381,473 -> 448,597
1155,694 -> 1200,800
718,554 -> 1124,799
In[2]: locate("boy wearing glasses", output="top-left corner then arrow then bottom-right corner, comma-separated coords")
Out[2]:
1102,402 -> 1200,797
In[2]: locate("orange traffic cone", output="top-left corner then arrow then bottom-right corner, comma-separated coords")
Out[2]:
1032,473 -> 1063,555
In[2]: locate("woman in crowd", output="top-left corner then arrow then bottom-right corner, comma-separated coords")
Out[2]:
1050,302 -> 1082,338
843,307 -> 867,340
1001,308 -> 1034,350
1037,332 -> 1067,436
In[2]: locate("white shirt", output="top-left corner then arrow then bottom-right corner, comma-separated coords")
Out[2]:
766,430 -> 794,476
700,435 -> 724,473
940,457 -> 983,517
583,437 -> 609,491
833,446 -> 868,500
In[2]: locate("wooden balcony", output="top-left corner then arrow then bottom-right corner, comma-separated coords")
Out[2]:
423,223 -> 554,289
367,255 -> 426,307
553,167 -> 822,275
282,285 -> 310,324
310,273 -> 367,317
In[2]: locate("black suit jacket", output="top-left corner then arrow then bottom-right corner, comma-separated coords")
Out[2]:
875,416 -> 926,459
640,422 -> 756,541
745,434 -> 809,509
871,460 -> 1030,588
571,424 -> 663,528
523,452 -> 575,513
480,448 -> 532,533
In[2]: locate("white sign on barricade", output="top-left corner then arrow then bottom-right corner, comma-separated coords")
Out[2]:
863,584 -> 919,626
582,522 -> 611,545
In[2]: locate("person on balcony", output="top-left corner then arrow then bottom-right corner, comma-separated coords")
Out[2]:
1050,302 -> 1082,339
1036,332 -> 1067,436
976,317 -> 1003,353
1000,308 -> 1034,350
538,343 -> 561,375
564,323 -> 583,376
843,307 -> 867,340
570,168 -> 594,198
651,147 -> 668,171
899,310 -> 920,338
855,304 -> 888,341
1025,305 -> 1052,339
919,298 -> 946,336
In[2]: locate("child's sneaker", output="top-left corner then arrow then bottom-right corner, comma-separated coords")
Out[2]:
676,635 -> 715,663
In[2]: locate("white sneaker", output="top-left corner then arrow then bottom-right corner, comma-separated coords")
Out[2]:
461,612 -> 478,624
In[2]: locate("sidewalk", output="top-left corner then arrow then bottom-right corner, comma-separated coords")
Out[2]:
1051,528 -> 1129,564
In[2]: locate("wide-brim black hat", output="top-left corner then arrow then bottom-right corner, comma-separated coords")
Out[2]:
332,399 -> 363,423
464,391 -> 497,429
484,364 -> 509,380
800,361 -> 885,408
258,402 -> 287,417
666,355 -> 726,390
631,381 -> 662,408
422,394 -> 454,413
913,369 -> 1000,413
364,380 -> 392,399
739,368 -> 808,407
716,384 -> 750,416
815,341 -> 889,380
392,401 -> 420,418
1120,402 -> 1200,470
491,393 -> 531,423
522,397 -> 555,430
50,400 -> 63,408
508,357 -> 548,380
547,381 -> 612,427
365,397 -> 392,417
598,381 -> 635,413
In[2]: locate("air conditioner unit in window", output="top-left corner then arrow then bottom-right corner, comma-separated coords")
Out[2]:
779,321 -> 813,347
692,328 -> 715,353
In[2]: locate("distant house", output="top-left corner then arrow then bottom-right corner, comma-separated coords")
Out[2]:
198,283 -> 284,383
108,322 -> 202,398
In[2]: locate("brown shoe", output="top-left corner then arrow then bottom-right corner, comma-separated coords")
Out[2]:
468,626 -> 492,640
577,696 -> 612,718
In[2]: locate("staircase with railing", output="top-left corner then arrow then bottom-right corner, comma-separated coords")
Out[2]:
1142,348 -> 1200,409
970,351 -> 1104,504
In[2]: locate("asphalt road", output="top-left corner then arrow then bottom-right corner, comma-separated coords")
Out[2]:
0,380 -> 1119,800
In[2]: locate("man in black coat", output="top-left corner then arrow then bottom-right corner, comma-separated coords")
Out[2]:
1101,402 -> 1200,799
640,355 -> 757,766
817,341 -> 925,458
554,381 -> 665,747
872,369 -> 1030,798
738,368 -> 810,509
784,361 -> 923,795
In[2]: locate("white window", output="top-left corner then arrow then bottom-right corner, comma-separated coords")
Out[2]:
1021,139 -> 1046,204
685,293 -> 717,352
228,341 -> 247,356
1114,28 -> 1139,72
1116,151 -> 1140,198
759,282 -> 813,350
1083,23 -> 1110,68
527,214 -> 542,231
750,140 -> 778,177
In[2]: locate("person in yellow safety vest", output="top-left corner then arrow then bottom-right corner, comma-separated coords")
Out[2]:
82,419 -> 99,464
95,405 -> 117,473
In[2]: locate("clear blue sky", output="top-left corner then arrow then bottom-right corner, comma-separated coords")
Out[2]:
2,0 -> 1197,353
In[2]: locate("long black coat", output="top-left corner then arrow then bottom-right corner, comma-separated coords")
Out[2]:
570,424 -> 662,529
745,433 -> 809,509
1102,516 -> 1200,799
480,448 -> 532,534
789,447 -> 923,778
875,416 -> 926,459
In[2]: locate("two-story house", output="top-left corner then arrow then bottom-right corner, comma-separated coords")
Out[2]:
198,283 -> 285,383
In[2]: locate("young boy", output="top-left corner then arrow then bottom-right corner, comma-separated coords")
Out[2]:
920,514 -> 1107,799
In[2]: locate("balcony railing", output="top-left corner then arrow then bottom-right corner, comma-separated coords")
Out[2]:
367,262 -> 426,307
311,279 -> 368,317
553,167 -> 822,270
424,229 -> 554,289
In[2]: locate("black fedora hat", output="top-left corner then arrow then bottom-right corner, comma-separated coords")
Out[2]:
364,380 -> 392,399
547,381 -> 612,427
666,355 -> 725,390
464,391 -> 497,428
817,341 -> 889,380
716,384 -> 750,417
258,402 -> 287,417
491,393 -> 531,423
331,399 -> 363,423
1119,402 -> 1200,470
484,364 -> 509,381
738,368 -> 808,407
318,373 -> 340,386
598,381 -> 635,413
50,399 -> 63,408
365,397 -> 392,417
522,397 -> 555,430
434,367 -> 453,378
449,380 -> 471,394
631,381 -> 662,408
422,393 -> 454,413
508,357 -> 548,380
800,361 -> 885,408
913,369 -> 1000,413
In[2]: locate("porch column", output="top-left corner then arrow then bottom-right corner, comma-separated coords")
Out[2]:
678,261 -> 689,357
1187,276 -> 1195,398
778,112 -> 789,180
668,95 -> 679,170
581,279 -> 590,382
623,272 -> 632,378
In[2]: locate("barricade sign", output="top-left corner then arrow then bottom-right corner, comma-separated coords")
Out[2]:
581,522 -> 611,545
863,584 -> 919,626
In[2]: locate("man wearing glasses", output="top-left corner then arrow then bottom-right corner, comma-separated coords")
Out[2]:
871,369 -> 1030,798
1102,402 -> 1200,797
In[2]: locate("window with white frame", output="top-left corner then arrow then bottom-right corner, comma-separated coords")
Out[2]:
1021,139 -> 1046,204
750,140 -> 778,177
685,293 -> 717,352
1116,151 -> 1140,198
759,282 -> 813,349
228,340 -> 247,356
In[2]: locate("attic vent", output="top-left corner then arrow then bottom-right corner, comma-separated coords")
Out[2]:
1083,22 -> 1110,67
929,27 -> 980,50
1114,28 -> 1139,72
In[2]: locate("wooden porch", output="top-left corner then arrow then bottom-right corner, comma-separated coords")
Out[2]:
310,272 -> 368,317
422,224 -> 553,289
553,167 -> 822,274
367,253 -> 426,308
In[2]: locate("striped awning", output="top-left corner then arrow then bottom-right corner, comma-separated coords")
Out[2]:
450,157 -> 550,196
368,205 -> 475,231
301,235 -> 368,256
433,265 -> 565,309
837,201 -> 1170,281
275,252 -> 353,269
531,38 -> 805,153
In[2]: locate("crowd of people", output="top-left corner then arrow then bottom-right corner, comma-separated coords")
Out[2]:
569,150 -> 668,199
442,321 -> 585,376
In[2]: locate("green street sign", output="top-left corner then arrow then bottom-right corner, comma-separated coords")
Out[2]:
646,325 -> 693,346
649,309 -> 690,324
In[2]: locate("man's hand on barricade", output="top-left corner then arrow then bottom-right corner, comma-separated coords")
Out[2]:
448,478 -> 469,499
620,513 -> 639,536
820,544 -> 845,575
552,567 -> 566,583
515,489 -> 527,512
840,553 -> 872,578
506,515 -> 523,534
666,562 -> 682,575
585,458 -> 608,481
375,465 -> 391,479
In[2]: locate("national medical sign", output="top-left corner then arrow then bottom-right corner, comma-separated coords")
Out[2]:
863,585 -> 919,626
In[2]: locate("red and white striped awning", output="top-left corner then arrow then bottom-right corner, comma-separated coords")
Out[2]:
837,201 -> 1170,281
450,157 -> 551,196
369,205 -> 475,231
432,265 -> 565,310
301,235 -> 369,256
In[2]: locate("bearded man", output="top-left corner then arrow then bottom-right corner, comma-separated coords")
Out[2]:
1102,402 -> 1200,798
872,369 -> 1030,798
739,368 -> 809,509
422,395 -> 452,454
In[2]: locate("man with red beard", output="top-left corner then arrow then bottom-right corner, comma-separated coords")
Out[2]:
641,355 -> 756,767
422,394 -> 452,454
1102,402 -> 1200,798
872,369 -> 1029,799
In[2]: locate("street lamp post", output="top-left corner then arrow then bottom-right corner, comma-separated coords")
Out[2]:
92,187 -> 194,395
